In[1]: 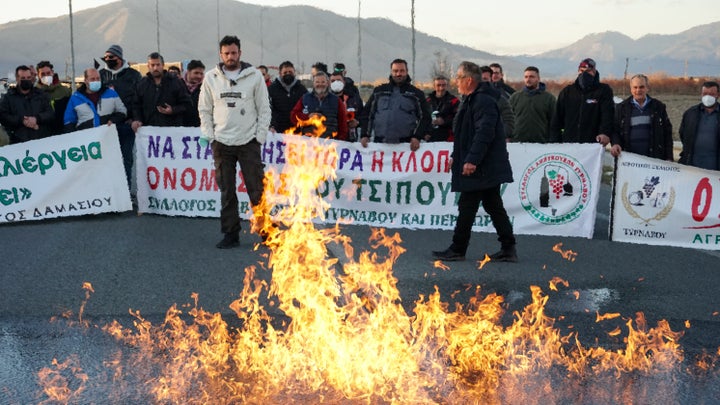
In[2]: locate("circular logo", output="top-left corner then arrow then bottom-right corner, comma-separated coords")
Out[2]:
519,153 -> 591,224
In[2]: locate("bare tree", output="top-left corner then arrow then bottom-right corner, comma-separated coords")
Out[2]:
430,50 -> 453,81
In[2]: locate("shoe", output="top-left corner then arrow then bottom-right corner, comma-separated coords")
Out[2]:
489,248 -> 518,263
432,247 -> 466,261
216,233 -> 240,249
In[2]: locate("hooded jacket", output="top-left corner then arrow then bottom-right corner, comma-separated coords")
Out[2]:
99,61 -> 141,118
198,62 -> 271,146
63,83 -> 127,132
451,82 -> 513,192
550,72 -> 614,143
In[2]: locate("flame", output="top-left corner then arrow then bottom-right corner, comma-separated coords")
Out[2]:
434,260 -> 450,271
552,242 -> 577,261
37,130 -> 719,403
596,312 -> 622,322
477,254 -> 491,269
37,356 -> 88,404
549,276 -> 569,291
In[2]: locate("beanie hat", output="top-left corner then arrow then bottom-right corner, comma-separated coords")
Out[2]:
106,44 -> 124,60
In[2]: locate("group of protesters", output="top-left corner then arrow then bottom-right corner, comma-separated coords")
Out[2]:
1,36 -> 718,259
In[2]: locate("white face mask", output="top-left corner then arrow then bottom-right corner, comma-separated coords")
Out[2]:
702,95 -> 717,108
330,80 -> 345,93
41,76 -> 54,86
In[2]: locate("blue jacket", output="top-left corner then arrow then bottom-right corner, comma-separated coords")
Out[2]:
451,82 -> 513,192
63,84 -> 127,132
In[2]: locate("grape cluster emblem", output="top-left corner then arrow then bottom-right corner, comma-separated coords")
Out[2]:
621,176 -> 675,226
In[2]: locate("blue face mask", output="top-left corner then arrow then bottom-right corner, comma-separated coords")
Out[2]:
88,81 -> 102,92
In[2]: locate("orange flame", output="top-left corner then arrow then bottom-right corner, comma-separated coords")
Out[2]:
477,254 -> 491,269
549,276 -> 569,291
552,242 -> 578,261
596,312 -> 622,322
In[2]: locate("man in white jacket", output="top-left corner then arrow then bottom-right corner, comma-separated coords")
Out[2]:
198,35 -> 271,249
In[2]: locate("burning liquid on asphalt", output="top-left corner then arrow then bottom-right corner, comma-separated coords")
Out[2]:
37,120 -> 720,403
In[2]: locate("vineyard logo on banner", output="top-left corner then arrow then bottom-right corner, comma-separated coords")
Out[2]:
519,153 -> 591,225
620,176 -> 675,226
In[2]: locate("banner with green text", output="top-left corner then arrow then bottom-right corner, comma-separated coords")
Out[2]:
0,125 -> 132,223
611,152 -> 720,250
136,127 -> 604,238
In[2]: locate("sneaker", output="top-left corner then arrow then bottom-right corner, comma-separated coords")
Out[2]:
432,247 -> 466,261
489,248 -> 518,262
216,233 -> 240,249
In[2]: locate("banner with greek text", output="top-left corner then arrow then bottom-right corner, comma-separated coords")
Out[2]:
611,152 -> 720,250
0,125 -> 132,223
135,128 -> 603,238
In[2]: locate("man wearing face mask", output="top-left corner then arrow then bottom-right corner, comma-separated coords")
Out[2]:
0,65 -> 53,144
679,81 -> 720,170
36,61 -> 71,135
268,60 -> 308,133
290,72 -> 348,139
330,70 -> 363,141
63,68 -> 126,132
550,58 -> 614,146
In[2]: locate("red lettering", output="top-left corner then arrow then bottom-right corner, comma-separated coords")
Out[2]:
692,177 -> 712,222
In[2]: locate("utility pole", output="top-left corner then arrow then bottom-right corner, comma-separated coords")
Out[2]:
411,0 -> 416,80
155,0 -> 160,52
68,0 -> 76,90
357,0 -> 362,84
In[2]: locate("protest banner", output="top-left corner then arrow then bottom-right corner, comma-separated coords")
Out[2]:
135,127 -> 603,238
611,152 -> 720,250
0,125 -> 132,223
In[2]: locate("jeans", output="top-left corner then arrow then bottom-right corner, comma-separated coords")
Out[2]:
451,185 -> 515,254
212,140 -> 265,235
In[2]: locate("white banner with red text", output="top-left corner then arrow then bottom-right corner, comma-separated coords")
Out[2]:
611,152 -> 720,250
135,127 -> 604,238
0,125 -> 132,224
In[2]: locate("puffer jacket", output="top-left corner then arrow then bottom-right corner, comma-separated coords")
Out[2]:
63,84 -> 127,132
0,87 -> 54,143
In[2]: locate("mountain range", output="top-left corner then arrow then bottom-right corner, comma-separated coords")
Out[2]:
0,0 -> 718,83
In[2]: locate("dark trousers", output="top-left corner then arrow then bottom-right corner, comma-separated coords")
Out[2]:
212,140 -> 265,235
117,122 -> 135,189
452,185 -> 515,254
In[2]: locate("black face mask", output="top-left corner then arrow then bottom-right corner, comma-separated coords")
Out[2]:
281,74 -> 295,85
19,80 -> 33,91
577,71 -> 594,90
106,58 -> 120,69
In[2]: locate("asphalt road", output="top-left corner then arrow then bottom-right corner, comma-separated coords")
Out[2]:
2,182 -> 720,403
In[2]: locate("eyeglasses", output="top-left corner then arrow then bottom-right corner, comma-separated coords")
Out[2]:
455,74 -> 466,80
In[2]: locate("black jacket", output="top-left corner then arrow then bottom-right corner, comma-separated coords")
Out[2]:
550,73 -> 614,143
613,96 -> 673,160
451,83 -> 513,192
99,64 -> 141,118
0,87 -> 54,143
359,75 -> 431,142
132,72 -> 193,127
426,91 -> 459,142
268,77 -> 307,133
678,103 -> 720,166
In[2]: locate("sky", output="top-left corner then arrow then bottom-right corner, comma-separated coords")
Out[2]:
1,0 -> 718,55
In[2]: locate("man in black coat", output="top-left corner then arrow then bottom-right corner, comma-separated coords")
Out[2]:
0,65 -> 54,144
432,61 -> 517,262
268,60 -> 307,133
550,58 -> 614,146
131,52 -> 192,131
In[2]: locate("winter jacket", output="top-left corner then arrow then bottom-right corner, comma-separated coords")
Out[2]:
678,103 -> 720,166
132,71 -> 192,127
99,63 -> 141,118
198,62 -> 271,146
268,77 -> 307,133
426,91 -> 459,142
508,82 -> 556,143
451,83 -> 513,192
0,87 -> 54,143
37,80 -> 72,135
550,73 -> 614,143
494,79 -> 516,100
182,79 -> 202,127
290,91 -> 348,139
613,96 -> 673,160
63,84 -> 127,132
359,75 -> 431,143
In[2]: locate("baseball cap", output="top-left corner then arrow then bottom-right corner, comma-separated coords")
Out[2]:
578,58 -> 596,70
